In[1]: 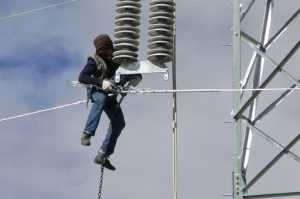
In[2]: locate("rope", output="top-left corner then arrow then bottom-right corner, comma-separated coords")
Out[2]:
98,166 -> 104,199
0,0 -> 77,20
0,100 -> 86,122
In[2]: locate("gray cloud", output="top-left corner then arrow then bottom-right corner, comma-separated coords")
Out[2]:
0,0 -> 299,199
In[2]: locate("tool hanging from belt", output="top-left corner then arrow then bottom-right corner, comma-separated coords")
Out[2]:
83,76 -> 130,108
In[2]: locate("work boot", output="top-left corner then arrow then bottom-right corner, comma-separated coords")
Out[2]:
94,153 -> 116,171
81,132 -> 91,146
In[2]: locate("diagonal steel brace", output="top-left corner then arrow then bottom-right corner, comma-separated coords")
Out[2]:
243,133 -> 300,192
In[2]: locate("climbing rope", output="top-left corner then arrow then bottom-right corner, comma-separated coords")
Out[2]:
98,166 -> 105,199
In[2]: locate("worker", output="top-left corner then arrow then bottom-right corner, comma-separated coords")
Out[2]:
78,34 -> 141,170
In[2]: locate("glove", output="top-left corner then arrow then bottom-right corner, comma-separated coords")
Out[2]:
102,79 -> 115,92
128,74 -> 142,87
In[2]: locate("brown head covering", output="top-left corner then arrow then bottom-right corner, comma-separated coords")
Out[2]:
93,34 -> 113,54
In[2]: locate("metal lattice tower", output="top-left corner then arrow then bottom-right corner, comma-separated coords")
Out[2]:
232,0 -> 300,198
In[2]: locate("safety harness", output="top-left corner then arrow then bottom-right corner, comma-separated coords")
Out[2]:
90,53 -> 108,79
86,53 -> 109,104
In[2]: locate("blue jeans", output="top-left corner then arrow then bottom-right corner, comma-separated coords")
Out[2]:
83,88 -> 125,156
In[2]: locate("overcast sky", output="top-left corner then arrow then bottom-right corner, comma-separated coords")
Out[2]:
0,0 -> 299,199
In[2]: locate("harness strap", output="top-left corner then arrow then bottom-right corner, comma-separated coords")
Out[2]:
90,53 -> 108,79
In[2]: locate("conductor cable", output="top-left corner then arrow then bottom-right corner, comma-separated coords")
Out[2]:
0,100 -> 86,122
0,0 -> 77,20
122,87 -> 300,94
1,86 -> 299,123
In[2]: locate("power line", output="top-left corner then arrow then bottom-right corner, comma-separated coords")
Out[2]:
123,87 -> 300,94
68,80 -> 300,94
1,86 -> 299,123
0,100 -> 86,122
0,0 -> 77,20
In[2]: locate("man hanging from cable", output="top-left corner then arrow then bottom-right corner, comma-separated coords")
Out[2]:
78,34 -> 141,170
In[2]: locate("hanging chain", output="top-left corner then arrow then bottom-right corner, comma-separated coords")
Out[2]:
98,166 -> 104,199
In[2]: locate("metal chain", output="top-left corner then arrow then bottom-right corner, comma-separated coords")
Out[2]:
98,166 -> 104,199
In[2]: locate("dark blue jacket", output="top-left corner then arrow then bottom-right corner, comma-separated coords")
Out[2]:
78,56 -> 119,87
